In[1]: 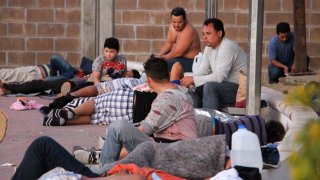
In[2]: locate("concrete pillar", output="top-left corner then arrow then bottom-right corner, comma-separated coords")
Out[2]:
205,0 -> 218,19
81,0 -> 114,59
247,0 -> 264,115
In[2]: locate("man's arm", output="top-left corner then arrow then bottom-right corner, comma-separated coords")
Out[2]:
91,71 -> 101,85
193,46 -> 235,86
158,25 -> 175,57
271,59 -> 289,74
268,39 -> 289,73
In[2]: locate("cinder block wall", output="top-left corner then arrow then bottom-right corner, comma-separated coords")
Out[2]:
115,0 -> 320,74
0,0 -> 319,75
0,0 -> 81,67
114,0 -> 206,62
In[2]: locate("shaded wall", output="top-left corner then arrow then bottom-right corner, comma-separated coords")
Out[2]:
0,0 -> 319,74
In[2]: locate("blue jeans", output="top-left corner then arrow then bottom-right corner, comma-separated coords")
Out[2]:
189,81 -> 239,109
268,64 -> 286,83
167,58 -> 193,72
13,136 -> 99,179
49,55 -> 78,79
268,56 -> 310,83
100,120 -> 153,164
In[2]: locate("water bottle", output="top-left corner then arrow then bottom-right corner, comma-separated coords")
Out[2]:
151,172 -> 162,180
230,124 -> 263,172
194,52 -> 203,63
192,52 -> 203,75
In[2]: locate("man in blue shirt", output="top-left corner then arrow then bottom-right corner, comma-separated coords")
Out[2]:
268,22 -> 311,83
268,22 -> 296,83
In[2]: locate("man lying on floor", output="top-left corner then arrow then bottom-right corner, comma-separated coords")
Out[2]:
0,69 -> 141,96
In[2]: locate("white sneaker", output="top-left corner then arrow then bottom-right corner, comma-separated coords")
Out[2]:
73,146 -> 101,164
98,136 -> 105,150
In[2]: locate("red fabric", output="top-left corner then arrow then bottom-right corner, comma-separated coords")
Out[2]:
107,163 -> 185,180
235,99 -> 246,108
102,61 -> 125,71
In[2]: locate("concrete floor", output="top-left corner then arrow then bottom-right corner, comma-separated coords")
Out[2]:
0,96 -> 106,179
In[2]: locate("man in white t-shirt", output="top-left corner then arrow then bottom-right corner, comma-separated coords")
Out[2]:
181,18 -> 247,109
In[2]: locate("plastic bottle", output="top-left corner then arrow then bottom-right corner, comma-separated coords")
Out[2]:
151,172 -> 162,180
192,52 -> 203,75
230,124 -> 263,172
194,52 -> 203,63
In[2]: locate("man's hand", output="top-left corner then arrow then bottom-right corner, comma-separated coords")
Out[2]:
153,53 -> 163,59
181,76 -> 194,87
291,63 -> 298,73
283,66 -> 289,74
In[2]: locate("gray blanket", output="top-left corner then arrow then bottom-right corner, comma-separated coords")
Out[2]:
91,135 -> 226,179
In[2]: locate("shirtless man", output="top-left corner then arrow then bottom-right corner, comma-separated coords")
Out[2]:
156,7 -> 201,74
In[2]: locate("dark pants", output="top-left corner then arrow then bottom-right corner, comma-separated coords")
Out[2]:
13,136 -> 99,180
3,79 -> 70,94
189,81 -> 239,109
268,56 -> 310,83
167,58 -> 193,72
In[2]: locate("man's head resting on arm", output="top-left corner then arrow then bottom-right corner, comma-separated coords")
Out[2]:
276,22 -> 291,43
103,37 -> 120,61
171,7 -> 187,32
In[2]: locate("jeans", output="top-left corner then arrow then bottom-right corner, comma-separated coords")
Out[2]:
100,120 -> 153,164
49,55 -> 78,79
268,64 -> 286,83
190,81 -> 238,109
167,58 -> 193,72
13,136 -> 99,180
268,56 -> 310,83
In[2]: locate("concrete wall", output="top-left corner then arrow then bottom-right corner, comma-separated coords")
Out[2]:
0,0 -> 319,74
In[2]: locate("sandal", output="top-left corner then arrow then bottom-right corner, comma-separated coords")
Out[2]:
60,82 -> 71,96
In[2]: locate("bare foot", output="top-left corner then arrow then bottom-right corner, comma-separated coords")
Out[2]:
0,87 -> 5,96
0,79 -> 5,87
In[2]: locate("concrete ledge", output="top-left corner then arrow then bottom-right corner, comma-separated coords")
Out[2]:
261,86 -> 318,180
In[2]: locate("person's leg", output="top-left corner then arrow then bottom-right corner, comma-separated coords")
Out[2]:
202,81 -> 238,109
170,62 -> 184,84
167,58 -> 193,73
70,85 -> 99,97
3,78 -> 68,94
188,85 -> 203,108
268,64 -> 284,83
50,55 -> 78,79
43,98 -> 95,126
100,120 -> 153,164
13,136 -> 99,180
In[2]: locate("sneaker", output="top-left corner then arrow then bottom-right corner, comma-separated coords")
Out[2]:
98,136 -> 105,150
261,143 -> 280,169
73,146 -> 101,164
60,82 -> 71,96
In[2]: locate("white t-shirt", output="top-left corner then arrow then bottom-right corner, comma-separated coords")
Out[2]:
193,38 -> 247,87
